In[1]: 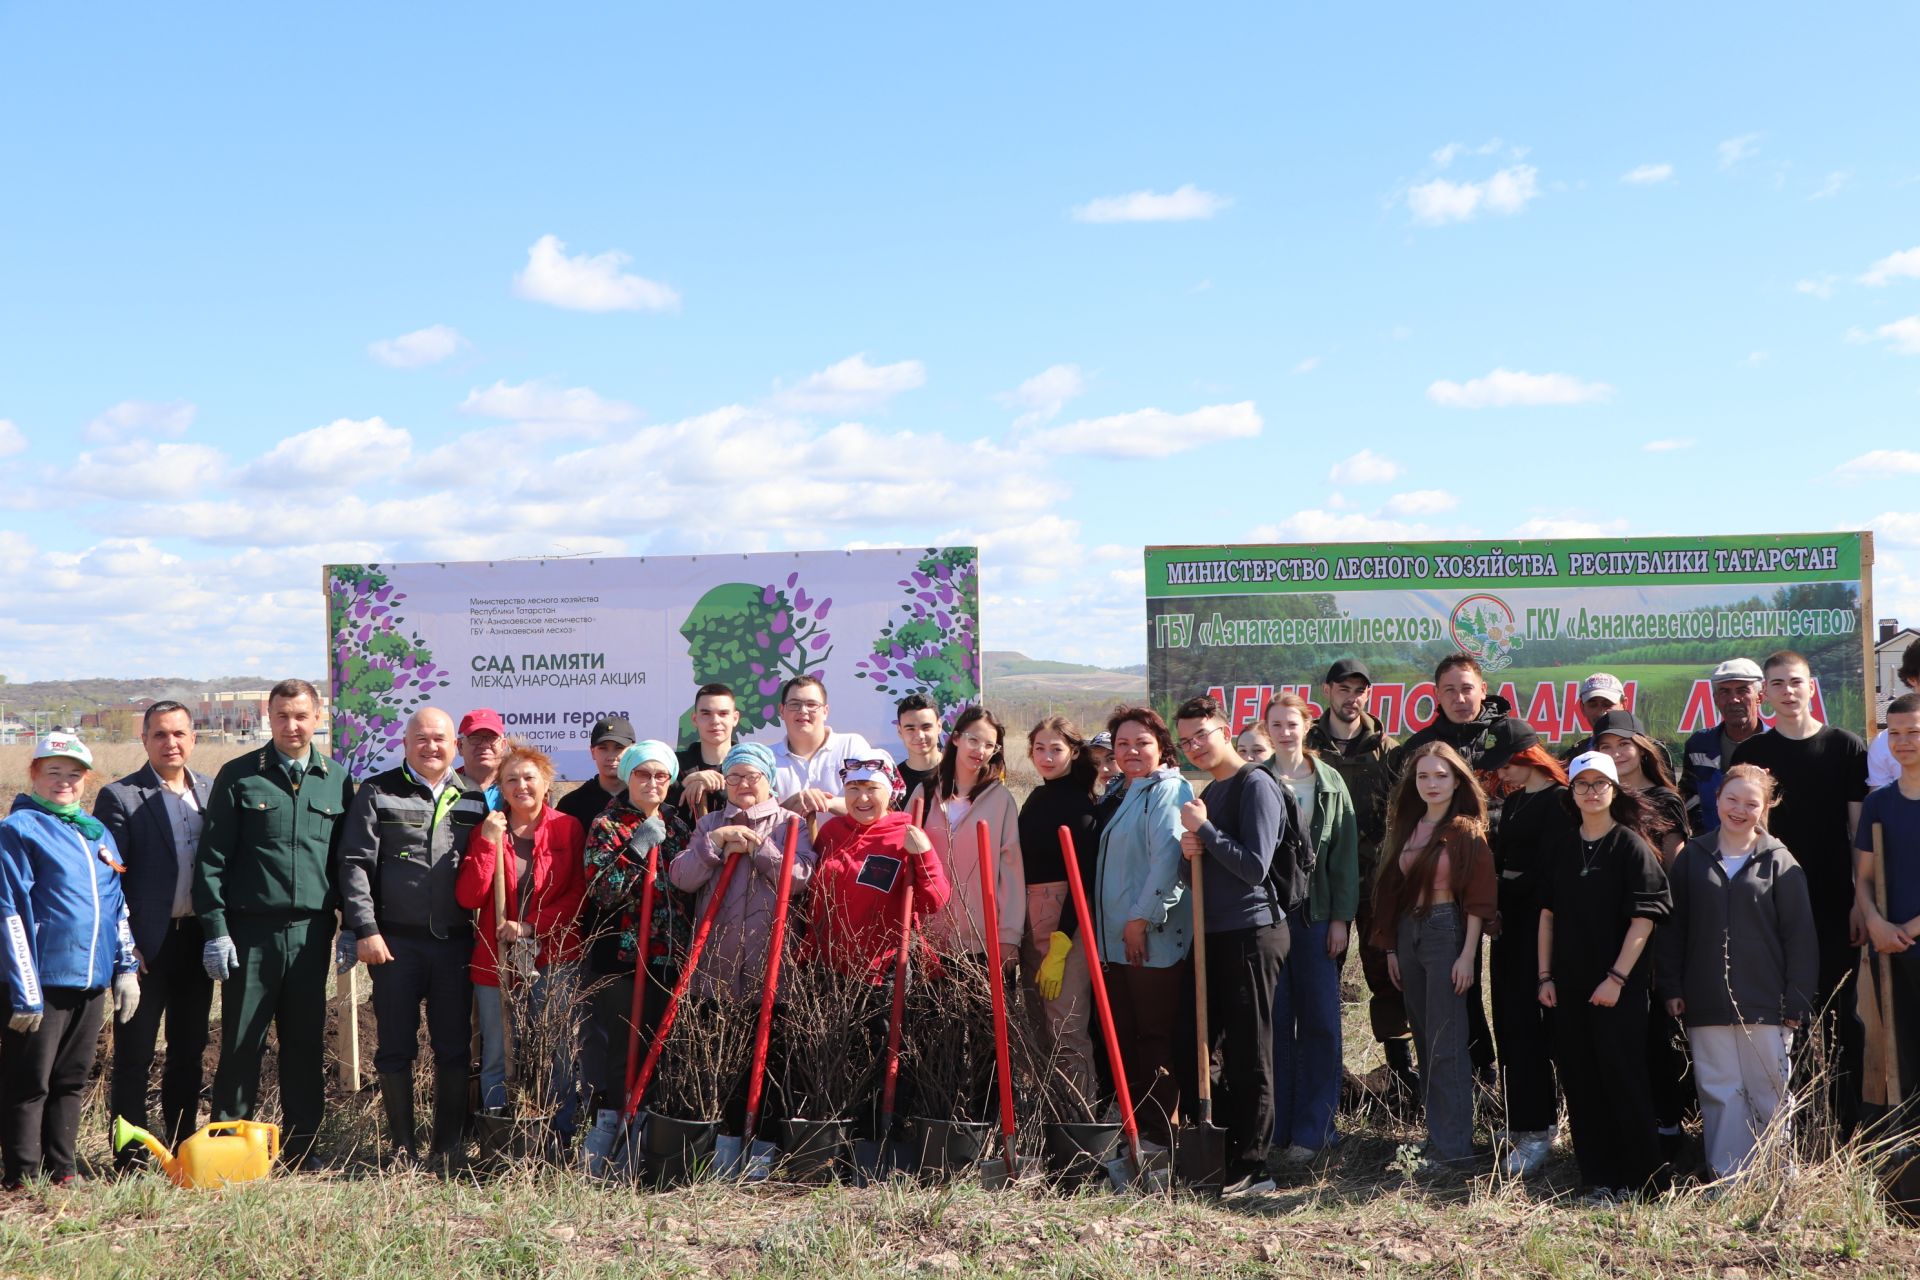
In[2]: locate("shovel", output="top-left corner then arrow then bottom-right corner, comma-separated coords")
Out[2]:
1174,861 -> 1226,1195
622,840 -> 662,1107
857,795 -> 921,1180
1058,824 -> 1146,1187
476,837 -> 525,1163
741,821 -> 802,1155
1871,823 -> 1920,1222
974,818 -> 1020,1185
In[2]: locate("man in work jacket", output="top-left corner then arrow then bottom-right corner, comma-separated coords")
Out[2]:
337,706 -> 485,1168
194,679 -> 354,1170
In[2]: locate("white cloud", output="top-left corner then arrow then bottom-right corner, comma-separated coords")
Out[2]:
459,380 -> 639,423
1025,401 -> 1261,459
995,364 -> 1086,429
0,420 -> 23,458
1644,438 -> 1695,453
1510,517 -> 1630,538
1291,356 -> 1320,375
1797,276 -> 1838,299
1328,449 -> 1402,486
1426,367 -> 1614,408
242,418 -> 412,489
1810,171 -> 1849,201
1406,164 -> 1539,225
1718,133 -> 1762,170
1864,317 -> 1920,355
1431,139 -> 1505,169
71,440 -> 227,498
1384,489 -> 1459,516
1861,248 -> 1920,288
1071,184 -> 1230,224
1250,510 -> 1445,543
772,354 -> 927,414
1621,163 -> 1674,185
85,399 -> 196,444
511,234 -> 680,313
368,324 -> 468,368
1837,450 -> 1920,480
1743,350 -> 1770,366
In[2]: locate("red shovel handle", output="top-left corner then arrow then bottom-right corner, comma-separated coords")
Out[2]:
624,844 -> 744,1121
623,843 -> 661,1103
742,819 -> 801,1136
882,793 -> 926,1125
975,819 -> 1018,1180
1059,823 -> 1142,1173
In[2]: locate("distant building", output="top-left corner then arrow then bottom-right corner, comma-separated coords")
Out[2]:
80,699 -> 159,740
1875,619 -> 1920,727
196,690 -> 332,740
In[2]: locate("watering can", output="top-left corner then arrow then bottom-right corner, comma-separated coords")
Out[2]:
113,1117 -> 280,1188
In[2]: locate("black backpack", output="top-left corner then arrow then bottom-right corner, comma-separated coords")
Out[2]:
1249,761 -> 1315,916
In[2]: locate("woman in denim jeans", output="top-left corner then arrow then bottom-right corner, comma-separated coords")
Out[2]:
1262,692 -> 1360,1168
1369,741 -> 1497,1170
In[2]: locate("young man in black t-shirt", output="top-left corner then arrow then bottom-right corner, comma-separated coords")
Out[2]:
670,685 -> 739,815
556,717 -> 634,831
893,694 -> 943,804
1730,650 -> 1869,1134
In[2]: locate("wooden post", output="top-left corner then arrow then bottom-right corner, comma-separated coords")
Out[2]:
334,963 -> 362,1093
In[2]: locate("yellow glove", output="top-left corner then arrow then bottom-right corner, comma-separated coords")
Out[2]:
1036,931 -> 1073,1001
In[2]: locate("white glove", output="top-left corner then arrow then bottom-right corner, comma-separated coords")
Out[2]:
202,935 -> 238,981
9,1011 -> 43,1034
112,972 -> 142,1024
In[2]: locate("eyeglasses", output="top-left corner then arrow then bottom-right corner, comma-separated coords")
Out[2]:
1177,726 -> 1222,752
629,769 -> 674,785
1572,778 -> 1614,795
782,699 -> 825,713
956,733 -> 999,752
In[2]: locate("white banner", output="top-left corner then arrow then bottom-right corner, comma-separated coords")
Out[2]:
325,547 -> 980,780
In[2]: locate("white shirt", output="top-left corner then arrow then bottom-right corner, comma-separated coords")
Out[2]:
1719,852 -> 1753,880
160,783 -> 204,918
770,730 -> 875,801
1869,732 -> 1900,790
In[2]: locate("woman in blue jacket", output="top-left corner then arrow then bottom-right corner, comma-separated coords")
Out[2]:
1093,706 -> 1193,1148
0,734 -> 140,1188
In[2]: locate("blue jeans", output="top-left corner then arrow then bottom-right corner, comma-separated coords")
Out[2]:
1271,911 -> 1343,1151
475,965 -> 580,1136
1398,904 -> 1474,1161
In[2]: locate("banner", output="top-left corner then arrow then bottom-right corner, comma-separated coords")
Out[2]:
325,547 -> 980,780
1146,532 -> 1874,756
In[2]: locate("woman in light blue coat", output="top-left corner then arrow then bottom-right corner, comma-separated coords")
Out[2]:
1093,706 -> 1193,1146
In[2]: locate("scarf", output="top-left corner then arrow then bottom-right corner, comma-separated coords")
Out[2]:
25,792 -> 106,840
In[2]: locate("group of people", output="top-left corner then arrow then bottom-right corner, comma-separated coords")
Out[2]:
0,652 -> 1915,1205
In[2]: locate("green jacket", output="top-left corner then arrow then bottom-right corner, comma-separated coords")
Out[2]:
193,745 -> 355,937
1280,756 -> 1361,924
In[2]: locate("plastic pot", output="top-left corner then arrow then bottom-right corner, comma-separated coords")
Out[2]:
643,1112 -> 720,1186
907,1116 -> 992,1181
781,1117 -> 852,1183
1043,1121 -> 1123,1187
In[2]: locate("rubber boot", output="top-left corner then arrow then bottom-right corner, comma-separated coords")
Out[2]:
431,1062 -> 470,1174
1384,1038 -> 1422,1119
380,1072 -> 419,1170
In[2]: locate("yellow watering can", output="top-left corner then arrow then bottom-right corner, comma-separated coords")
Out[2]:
112,1117 -> 280,1188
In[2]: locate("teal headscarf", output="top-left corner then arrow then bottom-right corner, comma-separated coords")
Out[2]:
722,741 -> 776,782
617,740 -> 680,784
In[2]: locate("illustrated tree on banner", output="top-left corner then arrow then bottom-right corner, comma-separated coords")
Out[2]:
853,547 -> 980,728
680,570 -> 837,739
327,565 -> 453,778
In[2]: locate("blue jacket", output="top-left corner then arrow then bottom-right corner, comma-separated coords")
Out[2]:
1093,768 -> 1193,968
1680,725 -> 1743,833
0,797 -> 138,1014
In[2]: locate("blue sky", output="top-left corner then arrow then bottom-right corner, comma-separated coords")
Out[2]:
3,3 -> 1918,680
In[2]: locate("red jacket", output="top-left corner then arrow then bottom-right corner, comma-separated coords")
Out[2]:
455,807 -> 587,987
800,811 -> 952,978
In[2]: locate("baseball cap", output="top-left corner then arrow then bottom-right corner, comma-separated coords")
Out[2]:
590,716 -> 636,748
1567,751 -> 1619,785
1590,708 -> 1645,742
1475,718 -> 1539,772
1324,658 -> 1372,687
1088,732 -> 1113,752
33,732 -> 93,770
458,708 -> 506,738
1710,658 -> 1764,685
1578,673 -> 1625,705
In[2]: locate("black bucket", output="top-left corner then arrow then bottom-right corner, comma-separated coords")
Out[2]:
907,1117 -> 992,1181
1044,1121 -> 1123,1187
474,1108 -> 548,1166
782,1118 -> 852,1183
1881,1141 -> 1920,1225
643,1112 -> 720,1186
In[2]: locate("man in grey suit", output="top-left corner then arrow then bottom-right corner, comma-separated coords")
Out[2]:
94,700 -> 215,1167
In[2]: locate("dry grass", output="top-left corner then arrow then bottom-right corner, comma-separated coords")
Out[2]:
0,742 -> 255,807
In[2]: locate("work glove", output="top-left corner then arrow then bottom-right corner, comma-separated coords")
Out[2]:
1035,931 -> 1073,1001
8,1011 -> 42,1034
336,932 -> 359,975
112,972 -> 142,1024
202,934 -> 238,982
506,936 -> 539,981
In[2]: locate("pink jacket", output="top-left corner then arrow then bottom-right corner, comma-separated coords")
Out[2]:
667,799 -> 815,999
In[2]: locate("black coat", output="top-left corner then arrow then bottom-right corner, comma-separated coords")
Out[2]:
94,762 -> 214,961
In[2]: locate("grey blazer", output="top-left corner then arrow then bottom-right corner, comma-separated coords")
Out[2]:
95,762 -> 214,960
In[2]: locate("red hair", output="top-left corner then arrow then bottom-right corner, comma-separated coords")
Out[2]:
1506,743 -> 1568,786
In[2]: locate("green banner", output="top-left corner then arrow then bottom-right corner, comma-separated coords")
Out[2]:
1145,532 -> 1873,753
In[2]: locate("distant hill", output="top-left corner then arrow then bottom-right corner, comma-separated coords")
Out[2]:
0,676 -> 301,721
984,651 -> 1145,697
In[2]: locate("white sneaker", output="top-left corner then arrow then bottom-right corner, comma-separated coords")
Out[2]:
1501,1131 -> 1553,1177
1276,1144 -> 1319,1169
1222,1173 -> 1276,1197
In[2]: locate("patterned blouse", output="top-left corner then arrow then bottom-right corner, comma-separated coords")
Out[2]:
582,797 -> 696,975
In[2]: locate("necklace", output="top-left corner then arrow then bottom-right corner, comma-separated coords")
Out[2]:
1578,828 -> 1609,877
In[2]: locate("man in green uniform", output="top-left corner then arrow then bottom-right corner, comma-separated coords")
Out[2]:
194,679 -> 354,1169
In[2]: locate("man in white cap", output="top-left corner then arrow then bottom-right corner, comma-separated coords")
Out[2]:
1557,673 -> 1627,760
1680,658 -> 1766,832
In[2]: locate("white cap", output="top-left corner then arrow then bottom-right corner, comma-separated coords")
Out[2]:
1567,750 -> 1618,785
1710,657 -> 1764,685
32,732 -> 93,770
1578,673 -> 1625,704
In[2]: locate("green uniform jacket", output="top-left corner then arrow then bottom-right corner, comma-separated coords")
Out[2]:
193,745 -> 355,938
1301,755 -> 1361,924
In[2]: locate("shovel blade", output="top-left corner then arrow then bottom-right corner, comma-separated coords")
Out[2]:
1174,1120 -> 1228,1194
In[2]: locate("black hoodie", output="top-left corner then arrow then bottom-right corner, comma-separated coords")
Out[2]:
1387,692 -> 1514,780
1305,710 -> 1396,865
